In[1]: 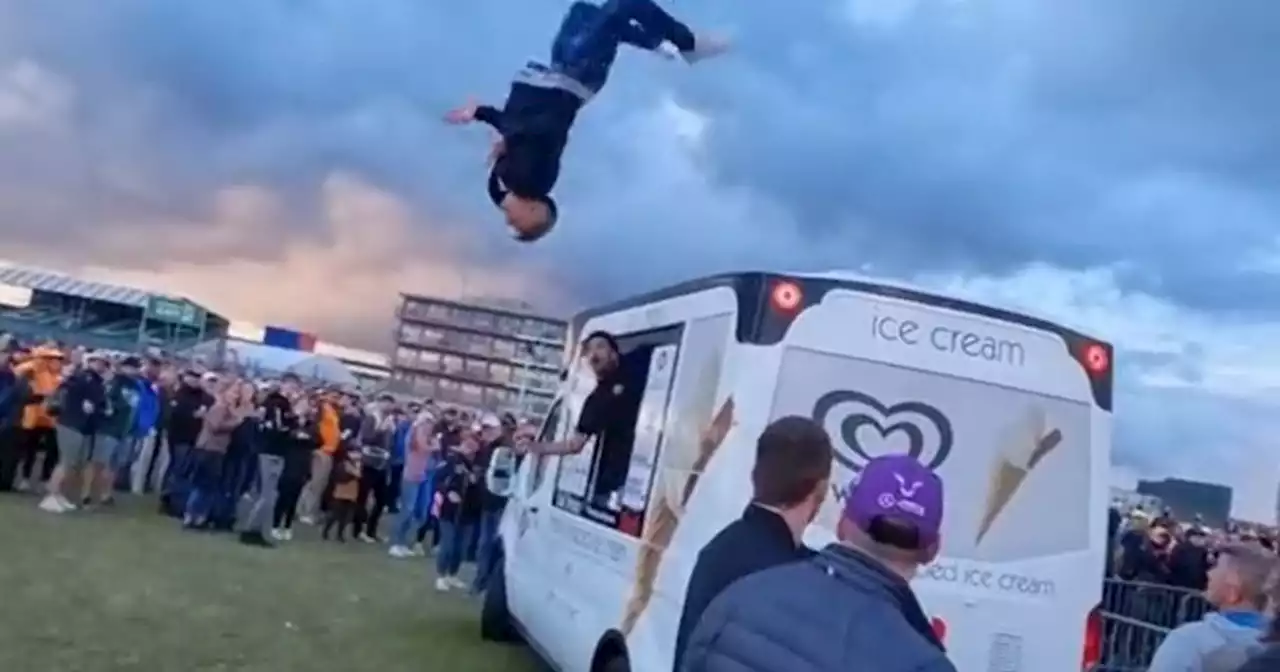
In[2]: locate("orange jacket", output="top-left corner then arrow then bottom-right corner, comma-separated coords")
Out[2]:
316,402 -> 340,455
15,359 -> 62,430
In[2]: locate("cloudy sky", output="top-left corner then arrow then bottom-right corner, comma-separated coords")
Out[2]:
0,0 -> 1277,518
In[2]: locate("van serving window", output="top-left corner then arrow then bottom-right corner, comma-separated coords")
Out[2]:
552,325 -> 683,537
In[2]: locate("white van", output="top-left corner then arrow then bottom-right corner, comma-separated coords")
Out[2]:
482,270 -> 1113,672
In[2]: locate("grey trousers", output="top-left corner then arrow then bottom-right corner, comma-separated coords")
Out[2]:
240,454 -> 285,535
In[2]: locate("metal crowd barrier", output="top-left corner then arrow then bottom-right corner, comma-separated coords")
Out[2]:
1095,579 -> 1212,671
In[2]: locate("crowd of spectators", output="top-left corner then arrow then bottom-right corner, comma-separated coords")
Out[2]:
5,327 -> 1280,671
0,333 -> 525,595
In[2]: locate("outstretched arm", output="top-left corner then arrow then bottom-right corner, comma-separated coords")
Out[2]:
443,99 -> 505,132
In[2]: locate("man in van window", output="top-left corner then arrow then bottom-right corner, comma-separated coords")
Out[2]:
681,454 -> 956,672
672,416 -> 831,672
518,330 -> 637,508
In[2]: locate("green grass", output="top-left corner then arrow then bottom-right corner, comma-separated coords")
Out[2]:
0,494 -> 542,672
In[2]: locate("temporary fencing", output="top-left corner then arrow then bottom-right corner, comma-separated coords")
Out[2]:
1095,578 -> 1211,671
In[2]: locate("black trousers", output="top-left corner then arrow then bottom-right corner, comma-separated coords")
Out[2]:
0,427 -> 19,491
18,427 -> 58,482
273,476 -> 306,530
322,500 -> 355,541
386,464 -> 404,513
351,465 -> 389,539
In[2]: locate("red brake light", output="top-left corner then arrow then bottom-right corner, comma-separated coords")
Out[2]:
771,280 -> 803,313
1082,343 -> 1109,376
1081,606 -> 1102,671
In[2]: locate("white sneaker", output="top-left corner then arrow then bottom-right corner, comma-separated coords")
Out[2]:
282,529 -> 294,541
449,576 -> 468,589
358,534 -> 377,544
56,495 -> 78,511
435,577 -> 451,592
270,529 -> 285,541
410,543 -> 426,557
299,515 -> 316,526
682,34 -> 731,65
38,495 -> 68,513
389,545 -> 413,559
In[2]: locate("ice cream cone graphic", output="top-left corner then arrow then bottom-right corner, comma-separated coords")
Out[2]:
976,407 -> 1063,544
621,397 -> 735,635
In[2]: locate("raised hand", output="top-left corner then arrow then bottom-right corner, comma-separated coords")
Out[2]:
443,99 -> 480,125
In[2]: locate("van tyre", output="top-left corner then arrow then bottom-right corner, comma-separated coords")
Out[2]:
480,558 -> 519,643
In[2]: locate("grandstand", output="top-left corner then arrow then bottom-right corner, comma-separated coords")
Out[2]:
0,262 -> 228,351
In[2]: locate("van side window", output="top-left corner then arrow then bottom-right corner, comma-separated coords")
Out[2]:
552,325 -> 682,538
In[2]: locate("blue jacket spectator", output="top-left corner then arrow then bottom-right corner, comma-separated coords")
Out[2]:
682,455 -> 955,672
0,361 -> 20,431
131,377 -> 160,439
391,418 -> 412,466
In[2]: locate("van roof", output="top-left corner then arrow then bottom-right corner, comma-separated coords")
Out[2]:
576,270 -> 1110,348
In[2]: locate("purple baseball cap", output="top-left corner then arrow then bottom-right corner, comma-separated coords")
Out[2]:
844,454 -> 944,549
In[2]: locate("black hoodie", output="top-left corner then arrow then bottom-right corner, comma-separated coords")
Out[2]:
476,82 -> 582,214
259,390 -> 301,458
167,384 -> 210,448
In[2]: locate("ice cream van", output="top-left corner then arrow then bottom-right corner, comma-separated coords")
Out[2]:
482,270 -> 1113,672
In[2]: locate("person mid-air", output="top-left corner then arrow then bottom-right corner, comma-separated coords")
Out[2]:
444,0 -> 729,242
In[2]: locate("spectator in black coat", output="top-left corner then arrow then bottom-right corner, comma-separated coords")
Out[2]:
0,345 -> 25,491
40,352 -> 108,514
1169,528 -> 1211,591
672,416 -> 834,672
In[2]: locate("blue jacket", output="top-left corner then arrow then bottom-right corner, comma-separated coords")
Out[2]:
131,378 -> 160,438
682,544 -> 955,672
391,419 -> 412,466
1148,611 -> 1268,672
0,366 -> 19,430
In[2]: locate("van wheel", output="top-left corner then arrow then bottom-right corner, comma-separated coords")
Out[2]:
480,557 -> 519,643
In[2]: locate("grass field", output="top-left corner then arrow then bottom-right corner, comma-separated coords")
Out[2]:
0,493 -> 542,672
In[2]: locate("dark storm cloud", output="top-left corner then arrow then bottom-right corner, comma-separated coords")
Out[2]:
0,0 -> 1276,308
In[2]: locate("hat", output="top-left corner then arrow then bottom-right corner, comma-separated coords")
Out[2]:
479,413 -> 502,429
844,455 -> 944,549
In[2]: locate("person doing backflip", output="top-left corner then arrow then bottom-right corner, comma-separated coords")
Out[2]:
444,0 -> 729,242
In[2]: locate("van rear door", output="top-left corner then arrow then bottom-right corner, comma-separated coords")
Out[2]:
768,287 -> 1108,672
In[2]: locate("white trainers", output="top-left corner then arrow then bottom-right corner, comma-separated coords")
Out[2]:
435,577 -> 451,592
448,576 -> 468,589
358,534 -> 377,544
388,545 -> 413,559
682,34 -> 731,65
281,529 -> 294,541
410,543 -> 426,557
270,529 -> 285,541
38,495 -> 68,513
56,495 -> 77,511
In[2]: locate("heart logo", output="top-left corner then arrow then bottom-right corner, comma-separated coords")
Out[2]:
810,389 -> 953,473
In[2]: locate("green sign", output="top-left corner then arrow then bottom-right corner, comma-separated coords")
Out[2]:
146,297 -> 205,328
